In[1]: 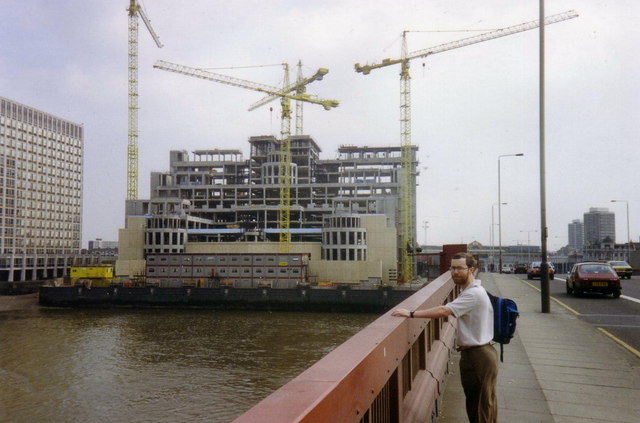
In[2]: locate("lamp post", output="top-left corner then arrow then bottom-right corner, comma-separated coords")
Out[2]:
492,202 -> 507,272
539,0 -> 551,313
520,230 -> 538,265
498,153 -> 524,273
611,200 -> 631,262
422,220 -> 429,250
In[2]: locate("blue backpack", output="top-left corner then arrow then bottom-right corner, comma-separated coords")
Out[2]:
486,291 -> 519,362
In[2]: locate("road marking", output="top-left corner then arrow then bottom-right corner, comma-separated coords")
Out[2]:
519,277 -> 640,359
520,279 -> 581,315
595,324 -> 640,328
621,294 -> 640,304
597,328 -> 640,360
580,313 -> 640,317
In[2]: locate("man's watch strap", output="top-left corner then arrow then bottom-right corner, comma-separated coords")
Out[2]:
410,311 -> 415,318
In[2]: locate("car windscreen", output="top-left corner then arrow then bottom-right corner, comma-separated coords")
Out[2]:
609,261 -> 628,266
580,265 -> 616,275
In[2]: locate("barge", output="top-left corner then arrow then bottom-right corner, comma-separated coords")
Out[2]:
39,284 -> 418,313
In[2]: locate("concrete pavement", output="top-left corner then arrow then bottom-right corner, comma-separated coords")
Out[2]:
436,272 -> 640,423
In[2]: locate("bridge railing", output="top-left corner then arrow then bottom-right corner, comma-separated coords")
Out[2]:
232,272 -> 459,423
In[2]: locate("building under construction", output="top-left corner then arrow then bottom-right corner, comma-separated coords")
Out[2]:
117,134 -> 418,286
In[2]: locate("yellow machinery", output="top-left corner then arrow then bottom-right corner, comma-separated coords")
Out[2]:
354,10 -> 578,283
153,60 -> 338,252
70,266 -> 114,287
127,0 -> 163,200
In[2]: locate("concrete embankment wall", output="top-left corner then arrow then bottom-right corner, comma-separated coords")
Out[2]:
0,281 -> 44,295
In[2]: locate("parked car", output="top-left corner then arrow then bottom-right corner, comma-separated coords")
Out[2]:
566,262 -> 621,298
606,261 -> 633,279
514,263 -> 528,274
501,264 -> 513,273
527,261 -> 555,280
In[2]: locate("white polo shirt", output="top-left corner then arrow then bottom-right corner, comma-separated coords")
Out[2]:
445,280 -> 493,347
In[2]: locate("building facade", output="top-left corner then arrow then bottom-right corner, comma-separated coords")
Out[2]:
568,219 -> 584,252
583,207 -> 615,245
88,238 -> 118,250
0,96 -> 89,281
117,135 -> 418,285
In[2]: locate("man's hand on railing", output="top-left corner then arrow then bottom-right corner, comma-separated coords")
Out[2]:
391,308 -> 411,318
392,306 -> 453,319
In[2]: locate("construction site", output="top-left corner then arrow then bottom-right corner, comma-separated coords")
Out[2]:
117,138 -> 418,287
110,2 -> 578,290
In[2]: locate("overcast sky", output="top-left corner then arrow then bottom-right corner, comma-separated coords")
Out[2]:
1,0 -> 638,251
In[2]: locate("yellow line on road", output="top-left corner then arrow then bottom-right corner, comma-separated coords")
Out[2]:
518,278 -> 640,359
597,328 -> 640,360
520,279 -> 581,315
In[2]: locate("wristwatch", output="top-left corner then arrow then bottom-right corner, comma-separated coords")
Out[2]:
410,311 -> 415,318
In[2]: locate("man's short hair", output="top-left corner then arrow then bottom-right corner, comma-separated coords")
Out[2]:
452,252 -> 477,269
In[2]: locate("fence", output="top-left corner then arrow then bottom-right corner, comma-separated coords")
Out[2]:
232,271 -> 458,423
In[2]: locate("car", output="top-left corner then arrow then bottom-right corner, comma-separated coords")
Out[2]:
566,262 -> 621,298
606,261 -> 633,279
527,261 -> 555,280
514,263 -> 528,274
501,264 -> 513,273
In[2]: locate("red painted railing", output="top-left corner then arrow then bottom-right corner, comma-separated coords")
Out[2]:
232,272 -> 458,423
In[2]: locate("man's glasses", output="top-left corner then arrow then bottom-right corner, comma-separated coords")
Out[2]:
449,266 -> 469,272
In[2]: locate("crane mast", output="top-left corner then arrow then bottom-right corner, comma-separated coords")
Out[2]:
355,10 -> 578,283
399,32 -> 414,282
279,65 -> 293,250
295,61 -> 304,135
153,60 -> 338,252
127,0 -> 162,201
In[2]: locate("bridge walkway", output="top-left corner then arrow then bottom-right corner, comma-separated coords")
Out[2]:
437,272 -> 640,423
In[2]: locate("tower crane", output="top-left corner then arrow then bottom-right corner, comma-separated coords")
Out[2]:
354,10 -> 578,283
248,60 -> 328,135
127,0 -> 163,201
153,60 -> 338,252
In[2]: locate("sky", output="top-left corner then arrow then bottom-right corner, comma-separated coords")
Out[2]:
1,0 -> 638,251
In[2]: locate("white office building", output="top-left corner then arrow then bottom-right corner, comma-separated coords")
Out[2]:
584,207 -> 615,245
568,219 -> 584,252
0,96 -> 92,281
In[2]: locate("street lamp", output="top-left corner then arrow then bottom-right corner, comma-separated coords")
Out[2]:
611,200 -> 631,262
520,230 -> 538,264
498,153 -> 524,273
422,221 -> 429,250
492,202 -> 507,272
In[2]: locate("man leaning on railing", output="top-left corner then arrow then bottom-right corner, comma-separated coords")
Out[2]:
392,252 -> 497,423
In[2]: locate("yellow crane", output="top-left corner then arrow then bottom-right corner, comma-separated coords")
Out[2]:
248,60 -> 325,135
153,60 -> 338,252
127,0 -> 163,201
355,10 -> 578,283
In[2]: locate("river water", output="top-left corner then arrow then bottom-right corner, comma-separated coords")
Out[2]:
0,305 -> 377,423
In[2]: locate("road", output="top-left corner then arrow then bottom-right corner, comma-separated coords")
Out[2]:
513,273 -> 640,356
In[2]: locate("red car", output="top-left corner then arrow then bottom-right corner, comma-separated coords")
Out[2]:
566,262 -> 621,298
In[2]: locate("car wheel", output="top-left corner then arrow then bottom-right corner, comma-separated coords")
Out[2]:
550,274 -> 555,280
527,274 -> 532,280
612,289 -> 621,298
566,282 -> 573,294
574,287 -> 581,297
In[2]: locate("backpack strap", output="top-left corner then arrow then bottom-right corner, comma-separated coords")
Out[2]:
499,343 -> 504,363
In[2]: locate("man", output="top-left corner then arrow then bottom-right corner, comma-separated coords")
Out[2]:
391,252 -> 497,423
